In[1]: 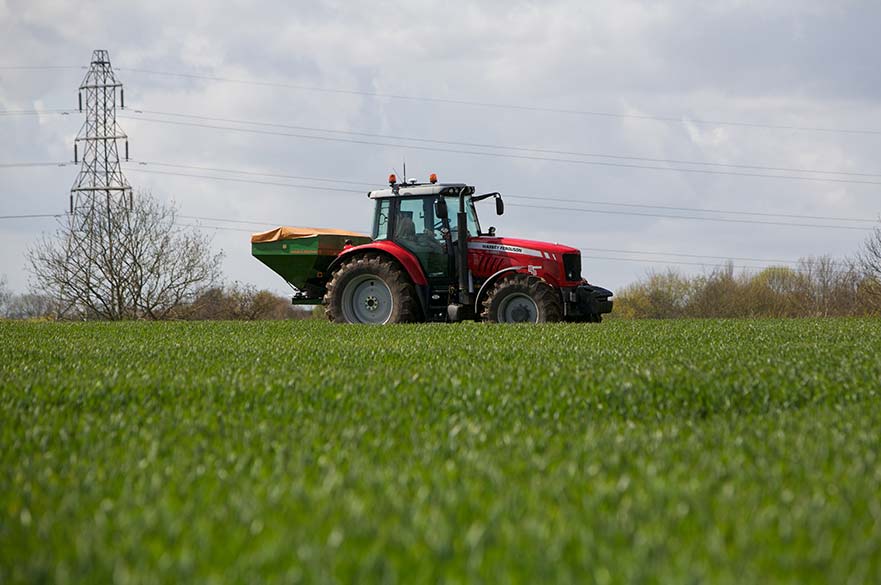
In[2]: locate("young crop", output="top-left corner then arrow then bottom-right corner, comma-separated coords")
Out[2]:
1,319 -> 880,583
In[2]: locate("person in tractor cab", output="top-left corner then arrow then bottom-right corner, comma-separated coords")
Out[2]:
395,211 -> 417,241
395,209 -> 445,275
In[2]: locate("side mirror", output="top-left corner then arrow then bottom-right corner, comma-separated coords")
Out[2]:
495,195 -> 504,216
435,197 -> 448,220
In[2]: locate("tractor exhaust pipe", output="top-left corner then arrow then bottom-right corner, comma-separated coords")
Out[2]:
457,187 -> 471,307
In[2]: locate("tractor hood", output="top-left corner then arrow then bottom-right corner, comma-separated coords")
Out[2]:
469,236 -> 580,258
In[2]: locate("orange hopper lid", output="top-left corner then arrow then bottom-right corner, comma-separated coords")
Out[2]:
250,226 -> 369,244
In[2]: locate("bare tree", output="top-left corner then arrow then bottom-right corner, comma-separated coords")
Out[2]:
0,275 -> 9,316
4,293 -> 59,320
185,282 -> 309,320
28,191 -> 223,320
796,256 -> 863,317
856,224 -> 881,312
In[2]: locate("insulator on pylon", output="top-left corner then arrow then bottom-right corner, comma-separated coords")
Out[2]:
70,193 -> 74,214
120,88 -> 124,110
125,140 -> 129,161
78,92 -> 82,112
74,143 -> 78,163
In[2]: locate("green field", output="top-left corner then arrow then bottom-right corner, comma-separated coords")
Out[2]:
2,319 -> 880,584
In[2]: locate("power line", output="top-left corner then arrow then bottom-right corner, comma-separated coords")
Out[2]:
0,108 -> 76,116
130,159 -> 878,224
176,221 -> 256,233
179,216 -> 361,235
0,213 -> 62,220
177,220 -> 369,235
0,209 -> 853,271
125,108 -> 881,179
127,167 -> 366,194
179,215 -> 276,226
6,209 -> 838,275
174,215 -> 850,267
4,158 -> 878,227
575,246 -> 849,267
506,193 -> 878,224
0,162 -> 71,168
187,220 -> 851,268
179,215 -> 314,228
581,254 -> 855,275
581,254 -> 808,273
12,104 -> 881,180
125,165 -> 876,231
176,221 -> 847,274
511,202 -> 873,231
132,160 -> 376,187
114,67 -> 881,136
0,65 -> 83,71
514,197 -> 880,224
5,63 -> 879,135
121,115 -> 881,187
127,213 -> 863,268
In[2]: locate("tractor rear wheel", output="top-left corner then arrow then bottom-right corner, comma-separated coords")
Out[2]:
325,254 -> 419,324
481,274 -> 562,323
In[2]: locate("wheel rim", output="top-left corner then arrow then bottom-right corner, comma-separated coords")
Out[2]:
341,275 -> 394,324
498,293 -> 539,323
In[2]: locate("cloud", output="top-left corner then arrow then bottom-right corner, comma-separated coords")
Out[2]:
1,0 -> 878,293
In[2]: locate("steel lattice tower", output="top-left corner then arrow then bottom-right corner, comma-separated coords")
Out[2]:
70,49 -> 131,214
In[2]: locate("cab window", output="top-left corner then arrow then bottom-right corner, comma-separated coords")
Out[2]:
444,196 -> 480,237
372,198 -> 390,240
396,197 -> 447,277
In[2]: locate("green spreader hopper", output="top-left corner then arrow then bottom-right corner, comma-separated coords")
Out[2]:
251,226 -> 372,302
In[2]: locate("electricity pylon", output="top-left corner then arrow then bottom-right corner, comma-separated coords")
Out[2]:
70,49 -> 131,214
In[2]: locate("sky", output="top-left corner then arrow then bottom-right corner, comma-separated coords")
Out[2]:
1,0 -> 880,295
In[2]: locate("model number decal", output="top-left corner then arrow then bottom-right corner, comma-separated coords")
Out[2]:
469,242 -> 545,258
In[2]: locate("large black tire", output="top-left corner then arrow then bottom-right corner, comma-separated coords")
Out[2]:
481,274 -> 563,323
324,254 -> 420,324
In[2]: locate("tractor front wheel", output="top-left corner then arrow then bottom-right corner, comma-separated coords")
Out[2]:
325,254 -> 419,324
481,274 -> 562,323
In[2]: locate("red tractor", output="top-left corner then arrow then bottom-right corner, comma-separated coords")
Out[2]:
251,174 -> 613,324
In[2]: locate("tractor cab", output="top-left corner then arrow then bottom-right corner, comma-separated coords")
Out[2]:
367,174 -> 503,285
365,174 -> 512,320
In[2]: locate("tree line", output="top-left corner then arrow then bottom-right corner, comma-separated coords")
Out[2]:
6,189 -> 881,320
2,190 -> 310,321
614,231 -> 881,319
0,277 -> 311,321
